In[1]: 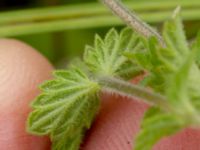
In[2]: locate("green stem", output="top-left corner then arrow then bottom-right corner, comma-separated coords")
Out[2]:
0,0 -> 199,25
98,76 -> 171,112
0,9 -> 199,37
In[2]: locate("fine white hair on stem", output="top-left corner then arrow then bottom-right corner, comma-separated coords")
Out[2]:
100,0 -> 165,46
98,76 -> 171,112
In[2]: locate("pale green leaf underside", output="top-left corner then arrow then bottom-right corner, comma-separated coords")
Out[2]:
27,67 -> 100,150
84,27 -> 144,79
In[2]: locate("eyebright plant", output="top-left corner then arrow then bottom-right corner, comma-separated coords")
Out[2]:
27,0 -> 200,150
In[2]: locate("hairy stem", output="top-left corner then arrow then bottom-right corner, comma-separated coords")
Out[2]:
100,0 -> 165,46
98,76 -> 171,111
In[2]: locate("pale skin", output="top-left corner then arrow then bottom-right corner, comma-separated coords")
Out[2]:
0,39 -> 200,150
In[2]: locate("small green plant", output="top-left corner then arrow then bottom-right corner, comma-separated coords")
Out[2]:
27,0 -> 200,150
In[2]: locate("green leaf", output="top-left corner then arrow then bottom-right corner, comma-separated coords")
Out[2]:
135,108 -> 184,150
84,27 -> 144,79
150,8 -> 190,92
133,8 -> 200,150
163,7 -> 189,57
166,47 -> 195,108
27,67 -> 100,150
125,8 -> 192,93
155,9 -> 200,115
163,11 -> 200,116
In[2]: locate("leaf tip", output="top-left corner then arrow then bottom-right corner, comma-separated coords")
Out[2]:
172,6 -> 181,19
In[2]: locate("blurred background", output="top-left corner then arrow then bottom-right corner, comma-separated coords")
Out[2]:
0,0 -> 200,68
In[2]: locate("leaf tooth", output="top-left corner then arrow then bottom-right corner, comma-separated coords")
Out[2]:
105,28 -> 118,55
42,83 -> 90,94
84,46 -> 103,73
53,70 -> 86,82
31,94 -> 47,107
39,80 -> 60,91
163,9 -> 189,58
53,70 -> 72,79
40,80 -> 76,92
94,34 -> 106,62
121,29 -> 141,52
131,39 -> 144,52
32,86 -> 92,107
32,97 -> 67,109
73,67 -> 89,79
119,27 -> 133,49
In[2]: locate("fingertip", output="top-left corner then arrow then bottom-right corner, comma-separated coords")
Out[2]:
0,38 -> 53,107
0,39 -> 53,150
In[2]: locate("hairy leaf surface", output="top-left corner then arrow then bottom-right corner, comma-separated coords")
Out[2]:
84,27 -> 144,79
27,67 -> 100,150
